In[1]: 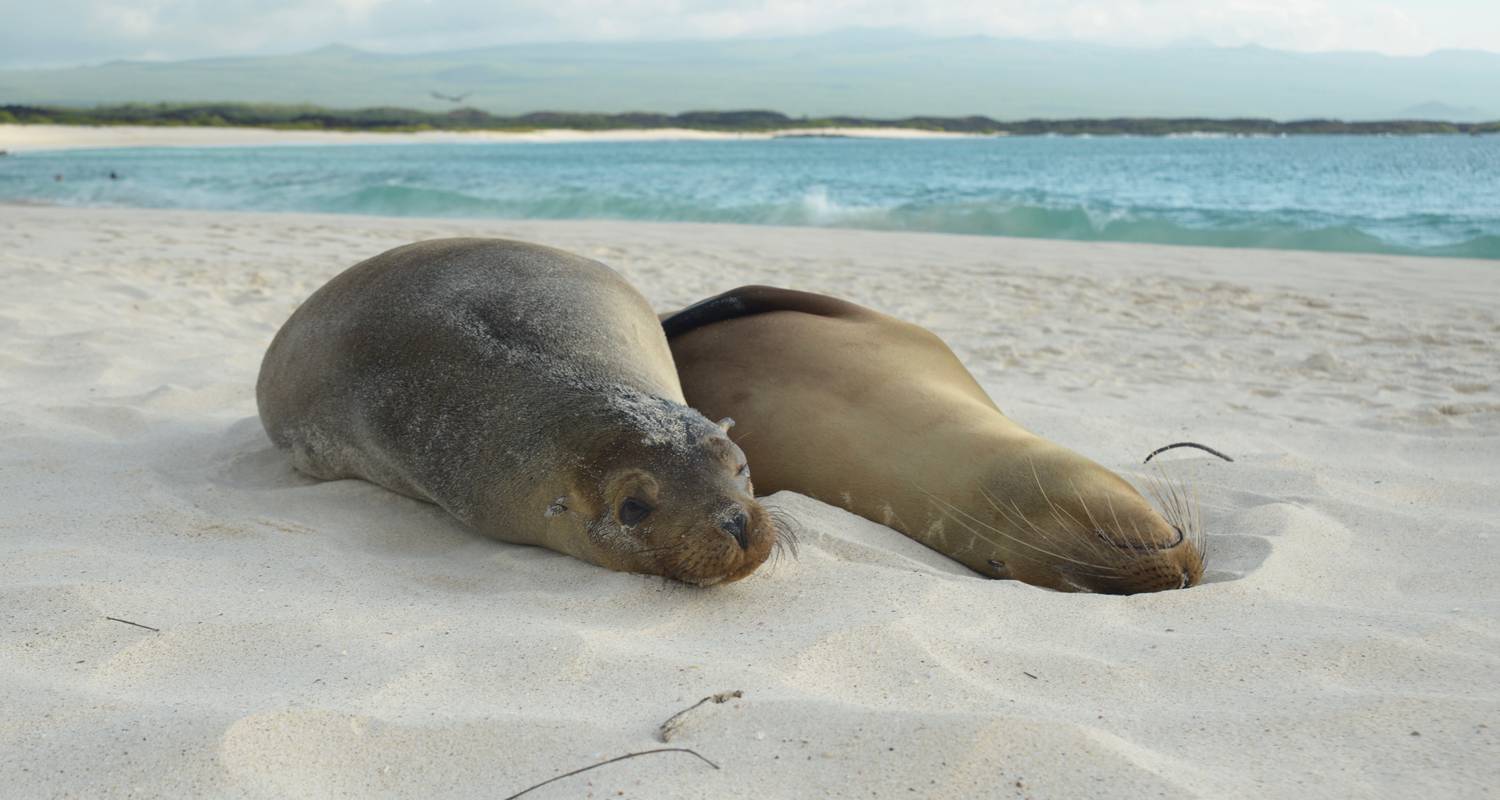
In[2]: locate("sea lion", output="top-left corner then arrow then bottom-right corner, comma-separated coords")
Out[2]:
663,286 -> 1203,594
257,239 -> 775,585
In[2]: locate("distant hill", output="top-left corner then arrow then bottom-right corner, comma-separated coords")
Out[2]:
1396,101 -> 1491,121
1,30 -> 1497,120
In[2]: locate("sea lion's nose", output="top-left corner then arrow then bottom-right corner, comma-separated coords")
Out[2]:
722,509 -> 750,549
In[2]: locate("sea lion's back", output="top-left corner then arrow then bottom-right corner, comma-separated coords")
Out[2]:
267,238 -> 658,380
255,238 -> 673,505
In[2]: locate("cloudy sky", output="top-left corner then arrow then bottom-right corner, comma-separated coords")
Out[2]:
3,0 -> 1498,68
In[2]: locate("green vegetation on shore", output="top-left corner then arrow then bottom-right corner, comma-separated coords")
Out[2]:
2,103 -> 1498,136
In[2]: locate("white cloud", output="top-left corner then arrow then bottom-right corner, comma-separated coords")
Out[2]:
91,2 -> 163,38
0,0 -> 1494,67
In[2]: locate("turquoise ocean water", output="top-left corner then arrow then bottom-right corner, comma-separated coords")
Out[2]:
3,135 -> 1498,259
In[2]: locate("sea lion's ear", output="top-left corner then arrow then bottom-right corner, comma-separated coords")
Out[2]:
717,417 -> 736,431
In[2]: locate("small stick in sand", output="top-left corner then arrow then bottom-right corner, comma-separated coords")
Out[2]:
658,690 -> 744,743
104,616 -> 160,632
502,748 -> 719,800
1143,442 -> 1235,464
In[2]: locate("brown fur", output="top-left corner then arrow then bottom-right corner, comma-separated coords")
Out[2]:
665,286 -> 1202,594
257,239 -> 774,584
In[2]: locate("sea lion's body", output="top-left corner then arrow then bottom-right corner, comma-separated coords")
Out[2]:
258,239 -> 773,584
665,286 -> 1202,593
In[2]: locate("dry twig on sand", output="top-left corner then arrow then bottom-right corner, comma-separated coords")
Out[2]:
1143,442 -> 1234,464
105,616 -> 160,632
657,690 -> 744,743
502,748 -> 719,800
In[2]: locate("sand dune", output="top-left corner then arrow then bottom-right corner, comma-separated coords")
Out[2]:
1,205 -> 1496,797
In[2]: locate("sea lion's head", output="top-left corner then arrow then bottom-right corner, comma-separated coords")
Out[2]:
968,441 -> 1204,594
557,396 -> 777,585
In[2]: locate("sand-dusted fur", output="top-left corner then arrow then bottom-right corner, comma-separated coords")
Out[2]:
258,239 -> 773,584
664,286 -> 1202,594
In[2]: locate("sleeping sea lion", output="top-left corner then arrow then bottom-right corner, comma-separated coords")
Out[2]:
664,286 -> 1203,593
257,239 -> 776,585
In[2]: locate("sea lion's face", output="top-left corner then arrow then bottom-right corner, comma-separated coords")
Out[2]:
982,448 -> 1204,594
587,428 -> 775,585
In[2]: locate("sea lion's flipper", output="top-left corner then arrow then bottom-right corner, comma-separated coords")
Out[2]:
662,286 -> 867,339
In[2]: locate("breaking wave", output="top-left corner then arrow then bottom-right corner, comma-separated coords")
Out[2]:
313,186 -> 1500,259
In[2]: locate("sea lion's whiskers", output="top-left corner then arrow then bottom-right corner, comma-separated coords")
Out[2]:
999,490 -> 1088,559
1102,491 -> 1130,550
1028,459 -> 1089,533
1186,490 -> 1196,541
1165,467 -> 1192,533
1040,492 -> 1093,551
1100,487 -> 1151,552
1164,470 -> 1196,553
1178,490 -> 1193,549
1189,483 -> 1205,567
1100,487 -> 1164,556
1145,472 -> 1189,562
976,486 -> 1077,556
931,490 -> 1032,558
1158,466 -> 1183,525
1019,462 -> 1121,564
1007,495 -> 1119,571
928,490 -> 1120,577
916,478 -> 1066,571
771,509 -> 801,550
1158,467 -> 1198,564
1143,463 -> 1206,569
985,492 -> 1124,577
1143,470 -> 1178,529
1129,515 -> 1153,553
1054,574 -> 1096,593
1068,484 -> 1104,533
766,507 -> 801,562
1065,480 -> 1120,563
1062,492 -> 1122,561
927,495 -> 1056,572
1026,482 -> 1127,569
1037,485 -> 1081,531
1193,484 -> 1203,548
1142,470 -> 1165,516
761,541 -> 786,574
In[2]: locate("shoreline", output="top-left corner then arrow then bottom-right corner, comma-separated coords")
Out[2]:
5,202 -> 1499,285
4,200 -> 1493,263
0,123 -> 981,152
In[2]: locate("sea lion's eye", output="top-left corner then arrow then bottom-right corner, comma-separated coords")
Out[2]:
618,498 -> 653,527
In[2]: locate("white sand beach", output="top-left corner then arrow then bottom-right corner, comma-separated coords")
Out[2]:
1,204 -> 1496,798
0,124 -> 978,153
